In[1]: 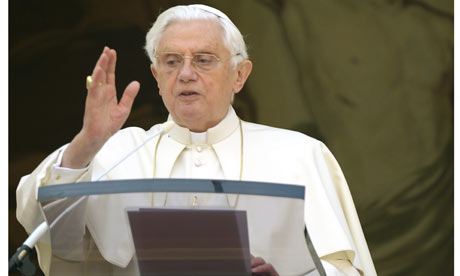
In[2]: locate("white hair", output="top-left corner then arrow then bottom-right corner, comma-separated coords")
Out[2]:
144,4 -> 248,69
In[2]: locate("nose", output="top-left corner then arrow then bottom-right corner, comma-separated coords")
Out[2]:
177,59 -> 198,82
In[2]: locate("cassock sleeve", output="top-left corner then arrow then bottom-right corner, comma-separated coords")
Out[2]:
16,145 -> 93,275
314,142 -> 377,276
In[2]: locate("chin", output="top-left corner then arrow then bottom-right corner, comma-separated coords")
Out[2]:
175,108 -> 205,123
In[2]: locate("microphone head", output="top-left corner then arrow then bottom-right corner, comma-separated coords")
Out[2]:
160,121 -> 175,134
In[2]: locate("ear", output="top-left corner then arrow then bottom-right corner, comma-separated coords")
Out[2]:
150,64 -> 162,93
150,64 -> 158,81
232,60 -> 253,94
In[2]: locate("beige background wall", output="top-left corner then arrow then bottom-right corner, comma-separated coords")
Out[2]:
9,0 -> 453,275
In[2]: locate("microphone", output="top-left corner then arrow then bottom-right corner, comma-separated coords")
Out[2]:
9,121 -> 175,275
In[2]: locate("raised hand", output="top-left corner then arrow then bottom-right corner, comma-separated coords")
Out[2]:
62,47 -> 140,169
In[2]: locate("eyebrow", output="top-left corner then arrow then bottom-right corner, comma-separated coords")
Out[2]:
194,50 -> 217,55
158,44 -> 220,54
159,50 -> 219,56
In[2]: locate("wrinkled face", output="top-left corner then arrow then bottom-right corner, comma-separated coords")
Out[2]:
151,19 -> 251,132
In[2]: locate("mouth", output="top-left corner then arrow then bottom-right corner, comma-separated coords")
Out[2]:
179,91 -> 200,97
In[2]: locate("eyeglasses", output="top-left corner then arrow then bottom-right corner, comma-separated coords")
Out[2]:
155,52 -> 240,73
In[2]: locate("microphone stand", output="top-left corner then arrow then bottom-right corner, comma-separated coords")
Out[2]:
9,245 -> 37,276
9,220 -> 48,275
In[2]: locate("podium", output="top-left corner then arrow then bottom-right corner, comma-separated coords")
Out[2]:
36,179 -> 326,276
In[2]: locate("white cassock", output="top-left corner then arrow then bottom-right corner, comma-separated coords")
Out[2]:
16,107 -> 377,276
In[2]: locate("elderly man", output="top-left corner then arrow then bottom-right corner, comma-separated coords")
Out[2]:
16,4 -> 376,276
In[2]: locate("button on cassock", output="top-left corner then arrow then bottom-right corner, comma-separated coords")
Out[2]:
194,159 -> 202,167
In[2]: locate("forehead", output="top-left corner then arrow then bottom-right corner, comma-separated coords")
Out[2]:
157,19 -> 229,54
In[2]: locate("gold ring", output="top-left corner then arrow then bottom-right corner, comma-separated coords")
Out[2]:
86,76 -> 93,89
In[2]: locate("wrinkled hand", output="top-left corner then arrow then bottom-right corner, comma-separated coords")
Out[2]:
251,255 -> 279,276
62,46 -> 140,168
83,46 -> 139,145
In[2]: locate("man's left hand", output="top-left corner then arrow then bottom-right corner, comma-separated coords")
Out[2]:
251,255 -> 280,276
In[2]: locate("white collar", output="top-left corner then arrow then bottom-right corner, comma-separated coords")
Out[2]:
167,106 -> 239,145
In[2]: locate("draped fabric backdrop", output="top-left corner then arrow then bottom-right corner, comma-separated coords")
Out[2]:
9,0 -> 453,275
